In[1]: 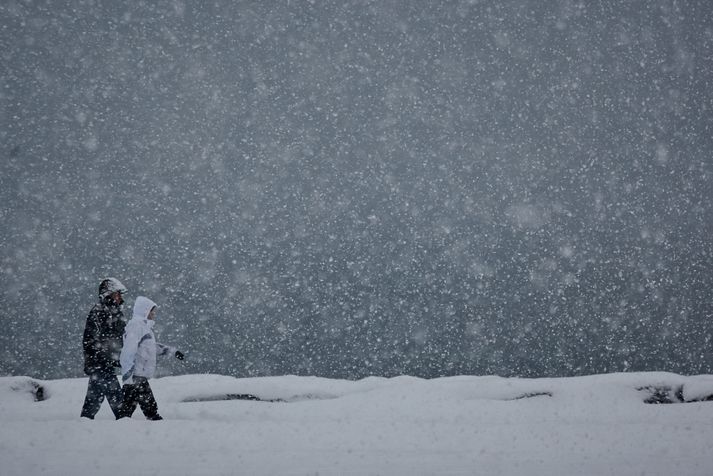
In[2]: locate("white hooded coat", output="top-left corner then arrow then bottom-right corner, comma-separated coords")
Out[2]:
120,296 -> 175,382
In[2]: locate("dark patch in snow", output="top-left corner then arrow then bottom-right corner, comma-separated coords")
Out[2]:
638,385 -> 713,404
183,394 -> 268,402
11,379 -> 46,402
507,391 -> 553,400
182,393 -> 339,403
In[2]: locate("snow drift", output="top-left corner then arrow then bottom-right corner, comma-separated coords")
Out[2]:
2,372 -> 713,475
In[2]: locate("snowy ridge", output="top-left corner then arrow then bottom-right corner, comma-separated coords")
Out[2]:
2,373 -> 713,475
4,372 -> 713,406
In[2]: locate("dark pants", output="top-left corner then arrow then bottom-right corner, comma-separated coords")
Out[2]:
80,371 -> 123,419
120,377 -> 161,420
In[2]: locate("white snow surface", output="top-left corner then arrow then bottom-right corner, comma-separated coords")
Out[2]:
2,372 -> 713,476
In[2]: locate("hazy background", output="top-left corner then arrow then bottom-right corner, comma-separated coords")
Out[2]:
2,0 -> 712,379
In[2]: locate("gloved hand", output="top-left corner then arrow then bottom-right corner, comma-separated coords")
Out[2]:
175,350 -> 185,361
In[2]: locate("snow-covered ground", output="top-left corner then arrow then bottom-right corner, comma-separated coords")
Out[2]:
2,372 -> 712,475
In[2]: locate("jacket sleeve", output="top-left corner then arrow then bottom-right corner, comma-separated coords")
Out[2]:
82,311 -> 101,356
156,342 -> 177,357
83,308 -> 112,371
120,323 -> 140,382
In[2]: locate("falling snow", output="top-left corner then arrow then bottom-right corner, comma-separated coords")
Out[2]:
1,1 -> 712,380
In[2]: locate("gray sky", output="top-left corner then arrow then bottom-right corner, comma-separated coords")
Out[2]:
1,0 -> 712,379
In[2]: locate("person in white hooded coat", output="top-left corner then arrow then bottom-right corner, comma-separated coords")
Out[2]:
119,296 -> 183,420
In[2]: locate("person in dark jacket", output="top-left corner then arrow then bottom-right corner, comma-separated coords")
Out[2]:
80,277 -> 128,419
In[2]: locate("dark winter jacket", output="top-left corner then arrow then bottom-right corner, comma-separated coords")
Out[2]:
82,298 -> 126,375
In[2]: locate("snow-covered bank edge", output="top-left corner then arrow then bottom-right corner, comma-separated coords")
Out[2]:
3,372 -> 713,409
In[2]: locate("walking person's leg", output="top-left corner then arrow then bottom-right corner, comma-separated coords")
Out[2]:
80,374 -> 106,419
105,375 -> 124,419
119,382 -> 140,418
135,378 -> 162,420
